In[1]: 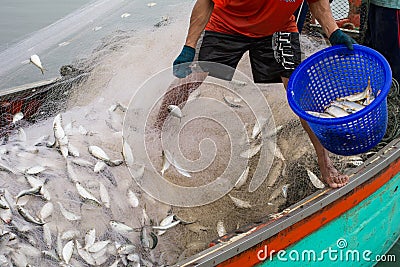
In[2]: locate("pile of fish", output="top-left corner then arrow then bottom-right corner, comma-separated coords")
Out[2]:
0,107 -> 186,267
307,78 -> 378,118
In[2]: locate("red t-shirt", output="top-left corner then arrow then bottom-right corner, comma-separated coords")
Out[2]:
206,0 -> 319,37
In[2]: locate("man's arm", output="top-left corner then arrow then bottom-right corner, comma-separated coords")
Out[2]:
308,0 -> 338,38
185,0 -> 214,48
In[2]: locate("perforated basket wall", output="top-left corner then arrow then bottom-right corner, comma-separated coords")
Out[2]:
287,44 -> 392,156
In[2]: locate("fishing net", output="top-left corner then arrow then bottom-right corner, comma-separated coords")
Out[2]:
371,78 -> 400,152
0,0 -> 391,266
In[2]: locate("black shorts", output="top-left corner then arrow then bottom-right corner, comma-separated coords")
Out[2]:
197,31 -> 301,83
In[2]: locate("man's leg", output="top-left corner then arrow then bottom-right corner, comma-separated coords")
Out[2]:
281,77 -> 349,188
154,72 -> 207,130
250,32 -> 349,188
155,31 -> 248,130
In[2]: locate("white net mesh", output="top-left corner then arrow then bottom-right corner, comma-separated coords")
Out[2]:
0,0 -> 385,266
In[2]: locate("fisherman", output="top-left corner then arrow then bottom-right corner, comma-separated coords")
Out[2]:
363,0 -> 400,83
164,0 -> 356,188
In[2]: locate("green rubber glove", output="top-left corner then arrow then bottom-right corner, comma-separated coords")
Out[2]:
329,29 -> 357,50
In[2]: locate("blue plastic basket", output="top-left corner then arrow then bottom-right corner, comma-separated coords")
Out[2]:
287,44 -> 392,156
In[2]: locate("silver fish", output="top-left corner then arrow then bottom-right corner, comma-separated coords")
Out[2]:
274,146 -> 285,161
40,186 -> 51,201
57,202 -> 81,221
62,240 -> 74,264
71,158 -> 94,168
223,95 -> 242,108
347,160 -> 364,167
240,143 -> 262,159
306,111 -> 334,118
106,159 -> 124,167
25,175 -> 44,188
330,102 -> 353,113
160,150 -> 170,176
43,223 -> 52,249
75,183 -> 101,205
173,160 -> 191,177
39,202 -> 54,221
306,169 -> 325,189
99,182 -> 110,208
325,105 -> 349,117
53,114 -> 65,140
164,150 -> 191,177
228,194 -> 252,209
251,121 -> 262,139
0,160 -> 17,174
76,240 -> 96,265
282,184 -> 290,198
89,146 -> 110,161
140,227 -> 158,249
234,166 -> 249,189
0,194 -> 10,210
88,240 -> 110,253
109,220 -> 134,233
17,205 -> 44,225
117,244 -> 136,255
152,219 -> 181,231
338,79 -> 372,102
61,230 -> 80,240
15,186 -> 42,202
30,54 -> 45,74
0,206 -> 12,224
60,145 -> 69,158
42,250 -> 59,262
84,228 -> 96,250
216,220 -> 227,237
168,105 -> 182,119
25,165 -> 46,175
363,78 -> 374,105
337,100 -> 365,112
230,79 -> 247,87
12,112 -> 24,124
264,124 -> 284,138
127,253 -> 140,263
67,143 -> 80,157
94,161 -> 107,173
66,160 -> 79,183
116,102 -> 128,112
56,232 -> 64,259
127,190 -> 139,208
122,140 -> 134,166
89,146 -> 122,167
157,214 -> 174,236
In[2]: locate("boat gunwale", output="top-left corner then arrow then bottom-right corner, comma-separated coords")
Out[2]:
176,138 -> 400,266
